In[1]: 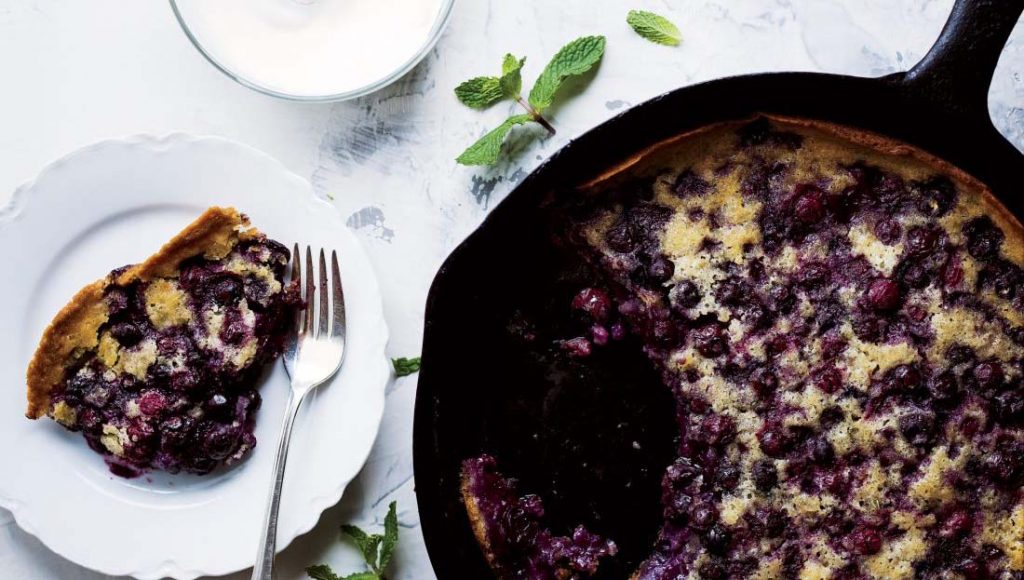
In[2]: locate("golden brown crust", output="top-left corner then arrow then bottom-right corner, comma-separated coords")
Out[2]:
24,281 -> 109,419
580,114 -> 1024,263
460,475 -> 499,569
25,206 -> 253,419
115,206 -> 252,284
580,119 -> 740,190
762,115 -> 1024,263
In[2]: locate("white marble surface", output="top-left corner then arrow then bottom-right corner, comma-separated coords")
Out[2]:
0,1 -> 1020,578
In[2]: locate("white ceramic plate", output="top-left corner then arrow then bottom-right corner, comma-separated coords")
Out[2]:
0,135 -> 390,579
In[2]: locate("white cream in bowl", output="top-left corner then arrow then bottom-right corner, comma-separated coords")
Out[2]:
172,0 -> 448,99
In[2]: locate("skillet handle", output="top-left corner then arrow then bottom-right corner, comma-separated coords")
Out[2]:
896,0 -> 1023,122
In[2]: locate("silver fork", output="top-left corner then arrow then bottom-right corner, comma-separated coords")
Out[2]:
252,246 -> 346,580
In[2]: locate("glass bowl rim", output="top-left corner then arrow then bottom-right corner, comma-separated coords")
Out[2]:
168,0 -> 456,102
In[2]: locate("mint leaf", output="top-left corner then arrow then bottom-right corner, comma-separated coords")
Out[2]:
306,564 -> 344,580
391,357 -> 422,377
456,114 -> 534,166
308,566 -> 376,580
339,524 -> 370,554
528,35 -> 606,112
379,501 -> 399,571
454,76 -> 504,109
341,524 -> 382,571
365,536 -> 383,572
458,114 -> 536,166
627,10 -> 681,46
499,54 -> 525,99
340,524 -> 370,545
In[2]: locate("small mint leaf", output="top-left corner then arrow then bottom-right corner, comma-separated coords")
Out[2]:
391,357 -> 421,378
627,10 -> 681,46
341,524 -> 382,569
306,564 -> 343,580
365,536 -> 383,573
339,573 -> 378,580
499,54 -> 525,99
456,114 -> 534,166
528,35 -> 606,112
340,524 -> 370,551
454,76 -> 504,109
379,501 -> 399,571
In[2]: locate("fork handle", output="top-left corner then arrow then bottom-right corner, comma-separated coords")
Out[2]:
251,389 -> 304,580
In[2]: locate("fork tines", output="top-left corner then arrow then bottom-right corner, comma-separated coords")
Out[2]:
289,244 -> 346,341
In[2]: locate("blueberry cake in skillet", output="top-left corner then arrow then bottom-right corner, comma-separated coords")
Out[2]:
462,117 -> 1024,579
462,454 -> 620,579
26,207 -> 300,476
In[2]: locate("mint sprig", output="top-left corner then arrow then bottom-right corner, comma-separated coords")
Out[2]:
455,36 -> 606,166
627,10 -> 681,46
391,357 -> 421,377
307,502 -> 399,580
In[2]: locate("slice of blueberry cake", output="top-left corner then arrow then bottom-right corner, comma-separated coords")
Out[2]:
461,455 -> 619,579
466,117 -> 1024,578
26,207 -> 300,476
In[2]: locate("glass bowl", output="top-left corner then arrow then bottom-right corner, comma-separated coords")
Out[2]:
168,0 -> 455,102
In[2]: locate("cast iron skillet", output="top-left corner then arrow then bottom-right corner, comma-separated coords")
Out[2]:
415,1 -> 1024,578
